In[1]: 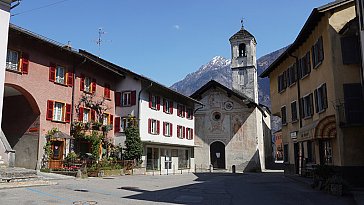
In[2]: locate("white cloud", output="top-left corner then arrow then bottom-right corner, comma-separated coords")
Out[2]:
173,25 -> 180,30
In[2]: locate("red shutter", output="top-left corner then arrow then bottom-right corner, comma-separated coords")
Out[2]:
163,99 -> 166,112
183,127 -> 186,138
191,129 -> 194,139
67,70 -> 73,87
80,74 -> 84,91
163,122 -> 166,135
149,93 -> 152,108
21,53 -> 29,74
49,63 -> 56,82
91,110 -> 96,121
170,123 -> 173,137
104,84 -> 110,98
183,106 -> 186,117
157,120 -> 160,134
177,125 -> 180,138
170,101 -> 173,114
92,78 -> 96,93
110,114 -> 113,126
114,117 -> 120,132
157,96 -> 160,110
65,103 -> 71,123
148,119 -> 151,134
131,91 -> 136,105
78,107 -> 84,121
115,92 -> 121,106
46,100 -> 54,121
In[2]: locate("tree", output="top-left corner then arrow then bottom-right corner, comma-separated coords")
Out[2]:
124,117 -> 143,162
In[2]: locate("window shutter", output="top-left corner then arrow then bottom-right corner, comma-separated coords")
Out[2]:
115,92 -> 121,106
157,120 -> 160,134
183,127 -> 186,138
92,79 -> 96,93
169,101 -> 173,114
177,125 -> 180,138
78,107 -> 84,121
170,123 -> 173,137
131,91 -> 136,105
306,52 -> 311,74
163,122 -> 166,135
323,83 -> 328,109
46,100 -> 54,121
21,53 -> 29,74
157,96 -> 160,110
80,74 -> 85,91
183,106 -> 186,117
341,36 -> 360,65
110,115 -> 113,126
191,129 -> 194,139
318,36 -> 324,62
104,84 -> 109,98
309,94 -> 314,116
163,99 -> 166,112
148,119 -> 151,134
314,89 -> 319,113
149,94 -> 152,108
91,110 -> 96,121
114,117 -> 120,132
49,63 -> 56,82
65,103 -> 71,123
67,70 -> 74,87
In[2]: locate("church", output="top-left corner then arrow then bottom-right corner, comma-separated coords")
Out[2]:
191,25 -> 272,172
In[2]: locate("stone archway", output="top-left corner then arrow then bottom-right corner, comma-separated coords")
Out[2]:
210,141 -> 226,169
2,84 -> 40,169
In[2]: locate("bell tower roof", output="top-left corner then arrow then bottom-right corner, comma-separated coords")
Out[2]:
229,27 -> 256,43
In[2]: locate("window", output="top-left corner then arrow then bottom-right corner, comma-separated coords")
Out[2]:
177,104 -> 185,117
278,72 -> 287,93
121,117 -> 130,132
320,140 -> 332,165
163,122 -> 173,137
148,119 -> 160,135
307,141 -> 314,163
301,93 -> 314,118
177,125 -> 185,139
314,83 -> 328,113
122,91 -> 131,106
80,74 -> 96,94
186,108 -> 193,119
163,99 -> 173,114
6,49 -> 19,71
83,109 -> 90,123
283,144 -> 289,163
49,63 -> 73,86
102,113 -> 113,126
186,128 -> 193,140
287,64 -> 297,86
149,94 -> 160,110
239,43 -> 247,57
343,83 -> 364,124
312,36 -> 324,68
341,35 -> 360,65
46,100 -> 71,123
55,66 -> 65,84
291,101 -> 298,122
299,51 -> 311,78
178,149 -> 190,169
281,106 -> 287,125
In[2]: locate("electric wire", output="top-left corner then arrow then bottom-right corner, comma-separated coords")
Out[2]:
11,0 -> 72,17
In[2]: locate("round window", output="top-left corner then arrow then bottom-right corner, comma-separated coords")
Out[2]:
213,112 -> 221,121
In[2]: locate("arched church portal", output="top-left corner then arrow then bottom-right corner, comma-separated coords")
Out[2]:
210,141 -> 226,169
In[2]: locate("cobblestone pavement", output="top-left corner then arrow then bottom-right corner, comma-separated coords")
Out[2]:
0,172 -> 360,205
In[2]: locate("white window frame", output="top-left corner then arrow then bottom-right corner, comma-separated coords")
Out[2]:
83,108 -> 90,123
55,65 -> 66,84
164,99 -> 171,114
84,77 -> 91,93
6,49 -> 19,71
53,102 -> 65,121
186,128 -> 193,140
151,119 -> 158,134
177,125 -> 184,139
151,95 -> 158,109
122,91 -> 131,106
164,122 -> 172,137
103,113 -> 110,125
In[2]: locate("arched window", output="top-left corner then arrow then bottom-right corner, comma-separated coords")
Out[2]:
239,43 -> 247,57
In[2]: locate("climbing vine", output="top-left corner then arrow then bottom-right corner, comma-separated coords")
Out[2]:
43,127 -> 59,160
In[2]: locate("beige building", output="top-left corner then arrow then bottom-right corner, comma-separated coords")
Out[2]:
260,0 -> 364,185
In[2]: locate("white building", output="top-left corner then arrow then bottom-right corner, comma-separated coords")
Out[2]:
80,51 -> 201,174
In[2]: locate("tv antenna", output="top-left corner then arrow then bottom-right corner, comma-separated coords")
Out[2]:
95,28 -> 111,57
241,17 -> 245,29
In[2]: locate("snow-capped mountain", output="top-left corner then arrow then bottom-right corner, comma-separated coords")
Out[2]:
170,46 -> 288,132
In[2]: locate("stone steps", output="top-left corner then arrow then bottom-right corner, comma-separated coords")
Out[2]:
0,167 -> 39,183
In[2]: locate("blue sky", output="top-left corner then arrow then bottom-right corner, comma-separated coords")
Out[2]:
10,0 -> 332,86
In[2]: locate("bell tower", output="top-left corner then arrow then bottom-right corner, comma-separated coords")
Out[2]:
229,22 -> 258,103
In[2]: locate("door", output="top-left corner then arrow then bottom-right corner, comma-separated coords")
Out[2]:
210,141 -> 225,169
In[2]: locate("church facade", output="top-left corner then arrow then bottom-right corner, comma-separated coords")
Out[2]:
191,26 -> 272,172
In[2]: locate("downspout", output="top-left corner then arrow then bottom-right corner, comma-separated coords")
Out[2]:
138,82 -> 153,127
289,53 -> 302,129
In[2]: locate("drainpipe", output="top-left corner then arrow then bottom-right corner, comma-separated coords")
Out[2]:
289,53 -> 302,129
